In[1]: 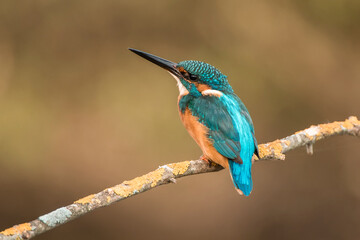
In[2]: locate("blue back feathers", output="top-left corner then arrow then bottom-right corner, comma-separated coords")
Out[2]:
221,94 -> 255,196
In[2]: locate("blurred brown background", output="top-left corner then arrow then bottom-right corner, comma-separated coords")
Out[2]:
1,0 -> 360,239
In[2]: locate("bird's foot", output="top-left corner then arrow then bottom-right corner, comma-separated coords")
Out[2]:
200,155 -> 215,167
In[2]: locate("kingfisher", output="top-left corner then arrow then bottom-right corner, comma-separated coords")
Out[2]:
129,48 -> 259,196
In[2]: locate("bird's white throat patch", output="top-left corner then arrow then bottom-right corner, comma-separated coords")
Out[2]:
169,73 -> 189,96
169,73 -> 223,97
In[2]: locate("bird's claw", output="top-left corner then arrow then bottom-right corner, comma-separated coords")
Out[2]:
200,155 -> 215,167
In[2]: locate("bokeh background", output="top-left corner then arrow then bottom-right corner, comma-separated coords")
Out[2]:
1,0 -> 360,239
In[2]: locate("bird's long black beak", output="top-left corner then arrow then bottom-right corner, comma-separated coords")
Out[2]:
129,48 -> 180,77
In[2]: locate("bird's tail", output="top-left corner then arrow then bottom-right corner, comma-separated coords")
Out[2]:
228,160 -> 253,196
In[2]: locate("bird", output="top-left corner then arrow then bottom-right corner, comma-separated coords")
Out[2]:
129,48 -> 259,196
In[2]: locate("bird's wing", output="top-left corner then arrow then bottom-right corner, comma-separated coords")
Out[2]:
187,94 -> 256,163
233,95 -> 259,158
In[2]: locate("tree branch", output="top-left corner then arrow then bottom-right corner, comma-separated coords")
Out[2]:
1,116 -> 359,240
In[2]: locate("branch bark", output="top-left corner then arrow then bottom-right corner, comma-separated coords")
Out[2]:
1,116 -> 359,240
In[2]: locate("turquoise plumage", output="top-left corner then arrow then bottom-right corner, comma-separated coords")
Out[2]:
129,49 -> 259,195
179,90 -> 257,195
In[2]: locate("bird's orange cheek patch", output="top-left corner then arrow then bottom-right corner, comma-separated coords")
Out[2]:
195,83 -> 211,92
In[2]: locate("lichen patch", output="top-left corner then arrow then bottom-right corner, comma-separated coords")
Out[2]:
39,207 -> 72,227
168,161 -> 190,175
74,194 -> 95,204
283,139 -> 291,146
149,168 -> 165,187
112,184 -> 129,197
348,116 -> 359,124
113,168 -> 166,197
316,122 -> 341,138
0,223 -> 32,236
343,119 -> 355,129
304,126 -> 319,140
258,140 -> 284,159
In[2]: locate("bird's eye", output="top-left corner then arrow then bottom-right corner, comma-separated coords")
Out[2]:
189,74 -> 198,81
179,68 -> 198,82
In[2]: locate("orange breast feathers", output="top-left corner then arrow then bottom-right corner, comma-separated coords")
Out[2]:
179,108 -> 229,168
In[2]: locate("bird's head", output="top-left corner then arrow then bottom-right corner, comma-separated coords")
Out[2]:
129,48 -> 233,97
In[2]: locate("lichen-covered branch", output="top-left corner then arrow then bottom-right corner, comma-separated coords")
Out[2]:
1,116 -> 359,240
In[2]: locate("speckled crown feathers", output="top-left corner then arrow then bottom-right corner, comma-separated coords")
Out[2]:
177,60 -> 233,92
